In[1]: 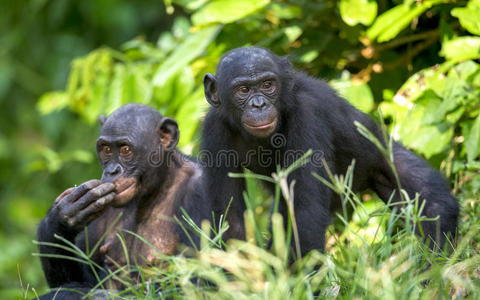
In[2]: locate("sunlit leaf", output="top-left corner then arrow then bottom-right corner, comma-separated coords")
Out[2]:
106,64 -> 126,114
456,60 -> 480,81
172,16 -> 191,39
466,115 -> 480,162
331,75 -> 374,113
451,0 -> 480,36
172,0 -> 208,11
367,0 -> 442,42
395,105 -> 453,158
415,90 -> 443,125
169,67 -> 195,114
269,3 -> 302,20
37,91 -> 69,114
440,36 -> 480,61
339,0 -> 377,26
176,88 -> 208,152
192,0 -> 270,26
152,25 -> 220,87
131,65 -> 153,104
284,26 -> 302,42
299,50 -> 319,63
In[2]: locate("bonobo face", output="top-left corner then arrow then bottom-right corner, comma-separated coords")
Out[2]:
204,47 -> 281,138
96,104 -> 179,207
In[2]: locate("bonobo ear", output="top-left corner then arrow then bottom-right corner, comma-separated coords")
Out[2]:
157,117 -> 179,151
203,73 -> 220,107
98,115 -> 106,126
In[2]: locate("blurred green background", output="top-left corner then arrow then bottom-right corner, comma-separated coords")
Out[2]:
1,0 -> 479,297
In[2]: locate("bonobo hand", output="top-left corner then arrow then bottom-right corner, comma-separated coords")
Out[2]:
49,179 -> 116,233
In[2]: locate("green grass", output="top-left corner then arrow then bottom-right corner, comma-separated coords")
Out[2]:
25,129 -> 480,299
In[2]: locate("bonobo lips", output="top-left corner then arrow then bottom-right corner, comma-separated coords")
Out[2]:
111,176 -> 138,207
242,118 -> 278,138
243,120 -> 276,130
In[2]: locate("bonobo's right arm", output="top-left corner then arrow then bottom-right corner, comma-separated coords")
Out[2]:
37,179 -> 115,288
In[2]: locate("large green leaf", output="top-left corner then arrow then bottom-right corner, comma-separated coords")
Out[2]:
152,25 -> 220,87
339,0 -> 377,26
192,0 -> 270,26
106,64 -> 126,114
451,0 -> 480,36
367,0 -> 442,42
466,115 -> 480,162
395,104 -> 453,158
331,74 -> 374,113
440,36 -> 480,61
37,91 -> 68,114
269,2 -> 302,20
175,88 -> 208,152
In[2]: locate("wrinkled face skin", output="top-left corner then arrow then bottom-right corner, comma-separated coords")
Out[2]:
96,104 -> 178,207
204,47 -> 283,139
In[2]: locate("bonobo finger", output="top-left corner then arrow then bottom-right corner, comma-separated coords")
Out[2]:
63,179 -> 103,204
61,182 -> 114,218
71,183 -> 116,212
67,192 -> 116,229
54,187 -> 75,205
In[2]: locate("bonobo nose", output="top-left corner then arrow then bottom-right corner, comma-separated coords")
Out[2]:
251,97 -> 266,109
102,163 -> 123,182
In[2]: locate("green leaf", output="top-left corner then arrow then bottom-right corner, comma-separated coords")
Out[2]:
284,26 -> 302,42
192,0 -> 270,26
440,36 -> 480,61
167,67 -> 196,115
152,25 -> 220,87
172,0 -> 208,11
331,75 -> 374,113
175,88 -> 208,151
299,50 -> 319,63
455,60 -> 480,81
416,90 -> 443,125
451,0 -> 480,36
466,115 -> 480,162
395,105 -> 453,158
367,0 -> 441,42
37,91 -> 69,114
269,3 -> 302,20
106,64 -> 126,114
131,65 -> 153,104
339,0 -> 377,26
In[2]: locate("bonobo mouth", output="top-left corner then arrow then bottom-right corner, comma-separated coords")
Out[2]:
242,118 -> 278,138
112,176 -> 138,207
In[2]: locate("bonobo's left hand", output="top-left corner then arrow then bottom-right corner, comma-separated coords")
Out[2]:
48,179 -> 116,234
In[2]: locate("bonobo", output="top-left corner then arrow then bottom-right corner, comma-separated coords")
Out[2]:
37,104 -> 208,299
201,46 -> 458,255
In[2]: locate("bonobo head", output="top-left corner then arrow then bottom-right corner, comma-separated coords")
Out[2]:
204,47 -> 292,139
96,104 -> 179,207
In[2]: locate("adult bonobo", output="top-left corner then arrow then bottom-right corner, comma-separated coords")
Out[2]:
37,104 -> 209,299
201,46 -> 458,255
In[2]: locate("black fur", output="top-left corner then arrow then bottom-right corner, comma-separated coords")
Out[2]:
201,46 -> 458,255
37,104 -> 209,299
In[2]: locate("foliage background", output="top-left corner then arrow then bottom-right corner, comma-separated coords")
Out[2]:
1,0 -> 479,297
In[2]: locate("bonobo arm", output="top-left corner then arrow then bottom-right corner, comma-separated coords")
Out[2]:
284,132 -> 334,255
372,143 -> 458,249
37,179 -> 115,287
206,165 -> 246,242
201,115 -> 247,242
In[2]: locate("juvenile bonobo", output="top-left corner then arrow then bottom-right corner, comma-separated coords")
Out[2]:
37,104 -> 208,299
201,46 -> 458,255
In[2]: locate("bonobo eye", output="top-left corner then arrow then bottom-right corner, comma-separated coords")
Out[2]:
120,145 -> 133,158
238,86 -> 250,94
102,145 -> 112,156
261,80 -> 275,92
262,81 -> 272,89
